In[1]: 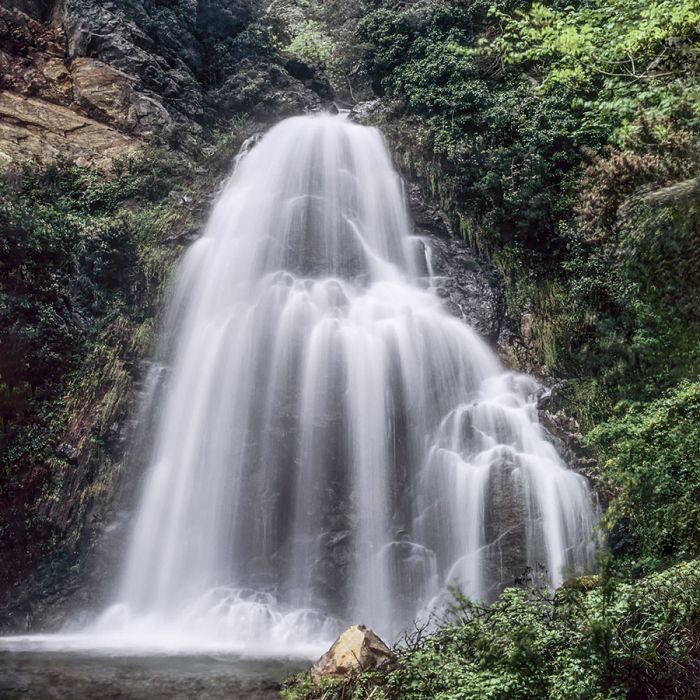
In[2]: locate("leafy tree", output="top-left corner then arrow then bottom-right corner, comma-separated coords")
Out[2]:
589,381 -> 700,573
487,0 -> 700,142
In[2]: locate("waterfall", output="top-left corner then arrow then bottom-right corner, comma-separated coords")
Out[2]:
95,114 -> 596,654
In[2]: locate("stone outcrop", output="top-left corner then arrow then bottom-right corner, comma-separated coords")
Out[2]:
0,91 -> 138,168
311,625 -> 395,680
538,383 -> 601,486
407,182 -> 506,344
0,2 -> 162,167
0,0 -> 329,168
70,57 -> 172,136
0,4 -> 70,103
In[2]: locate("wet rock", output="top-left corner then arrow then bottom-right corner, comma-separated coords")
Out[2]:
284,58 -> 334,102
481,457 -> 529,599
62,0 -> 205,123
57,443 -> 79,464
537,382 -> 600,486
212,61 -> 323,121
311,625 -> 394,680
196,0 -> 251,37
348,99 -> 382,122
407,183 -> 506,344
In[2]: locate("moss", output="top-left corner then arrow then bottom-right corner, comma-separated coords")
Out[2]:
561,574 -> 601,593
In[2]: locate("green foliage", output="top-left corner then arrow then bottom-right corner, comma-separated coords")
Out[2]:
203,20 -> 280,88
588,381 -> 700,573
487,0 -> 700,142
358,3 -> 602,259
281,672 -> 350,700
288,20 -> 337,72
0,147 -> 200,590
0,153 -> 181,413
556,131 -> 700,410
295,561 -> 700,700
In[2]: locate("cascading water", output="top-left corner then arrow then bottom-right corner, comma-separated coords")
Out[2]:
88,114 -> 597,654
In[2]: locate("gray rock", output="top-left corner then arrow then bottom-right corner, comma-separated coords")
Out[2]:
407,183 -> 506,344
348,99 -> 383,123
538,383 -> 601,486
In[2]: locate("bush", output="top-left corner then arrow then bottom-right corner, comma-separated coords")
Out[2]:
291,561 -> 700,700
588,381 -> 700,573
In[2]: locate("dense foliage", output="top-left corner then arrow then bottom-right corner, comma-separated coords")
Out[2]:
358,1 -> 596,256
488,0 -> 700,142
357,0 -> 700,542
285,560 -> 700,700
590,381 -> 700,574
0,157 -> 174,439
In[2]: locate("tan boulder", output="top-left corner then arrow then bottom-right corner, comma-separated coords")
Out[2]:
311,625 -> 394,680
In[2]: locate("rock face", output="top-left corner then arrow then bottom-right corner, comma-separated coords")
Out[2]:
0,0 -> 337,631
0,91 -> 138,168
70,57 -> 172,135
538,383 -> 601,486
311,625 -> 395,680
0,0 -> 330,167
407,182 -> 506,344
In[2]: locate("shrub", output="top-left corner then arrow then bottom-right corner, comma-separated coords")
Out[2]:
588,381 -> 700,573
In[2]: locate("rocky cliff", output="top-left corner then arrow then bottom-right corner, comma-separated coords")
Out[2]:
0,0 -> 338,629
0,0 -> 330,167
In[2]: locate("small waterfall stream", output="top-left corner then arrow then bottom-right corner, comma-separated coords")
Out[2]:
3,114 -> 597,658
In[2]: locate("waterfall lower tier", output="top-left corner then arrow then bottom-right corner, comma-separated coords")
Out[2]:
98,114 -> 596,651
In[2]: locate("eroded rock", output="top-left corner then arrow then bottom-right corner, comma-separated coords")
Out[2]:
0,91 -> 138,168
71,57 -> 171,135
311,625 -> 394,680
407,183 -> 506,344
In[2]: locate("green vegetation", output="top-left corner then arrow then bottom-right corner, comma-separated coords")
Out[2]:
590,381 -> 700,575
488,0 -> 700,142
357,0 -> 700,540
288,20 -> 337,74
285,560 -> 700,700
0,152 -> 175,588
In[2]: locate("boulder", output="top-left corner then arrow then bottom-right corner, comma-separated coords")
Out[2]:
311,625 -> 394,680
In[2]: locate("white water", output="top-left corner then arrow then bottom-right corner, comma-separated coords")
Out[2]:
2,114 -> 597,657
